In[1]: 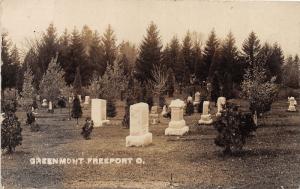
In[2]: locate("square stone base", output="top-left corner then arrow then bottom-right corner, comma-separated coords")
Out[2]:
94,119 -> 110,127
193,101 -> 200,106
126,132 -> 152,147
198,114 -> 213,125
165,126 -> 189,136
287,107 -> 296,112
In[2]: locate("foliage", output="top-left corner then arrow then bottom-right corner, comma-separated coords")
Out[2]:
241,65 -> 278,115
147,65 -> 168,97
166,68 -> 175,97
185,101 -> 194,116
159,95 -> 166,108
122,96 -> 134,128
203,29 -> 219,80
214,102 -> 257,155
26,112 -> 40,132
88,60 -> 128,100
1,111 -> 22,153
81,118 -> 94,140
107,99 -> 117,118
57,97 -> 67,108
71,96 -> 82,123
242,31 -> 261,68
282,55 -> 300,88
19,66 -> 36,110
135,22 -> 162,84
73,67 -> 82,95
39,55 -> 67,102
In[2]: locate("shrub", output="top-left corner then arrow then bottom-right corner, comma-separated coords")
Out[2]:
159,95 -> 166,108
71,96 -> 82,124
241,66 -> 278,116
81,118 -> 94,140
214,102 -> 257,155
1,111 -> 22,153
185,101 -> 194,116
57,97 -> 66,108
107,99 -> 117,118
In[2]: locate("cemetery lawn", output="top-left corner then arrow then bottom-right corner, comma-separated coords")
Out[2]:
1,99 -> 300,189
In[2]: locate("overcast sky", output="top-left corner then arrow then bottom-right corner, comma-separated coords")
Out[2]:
1,0 -> 300,56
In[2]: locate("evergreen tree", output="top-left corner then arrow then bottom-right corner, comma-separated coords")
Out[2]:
218,32 -> 239,97
102,25 -> 117,68
182,32 -> 194,84
203,29 -> 219,80
118,41 -> 138,75
81,25 -> 93,55
242,31 -> 261,68
89,31 -> 105,76
39,55 -> 67,105
58,29 -> 70,75
1,108 -> 22,154
73,67 -> 82,95
65,27 -> 90,86
136,22 -> 162,84
268,43 -> 284,83
107,99 -> 117,117
20,67 -> 35,110
1,33 -> 19,90
282,55 -> 300,88
166,68 -> 175,97
71,96 -> 82,124
192,40 -> 204,83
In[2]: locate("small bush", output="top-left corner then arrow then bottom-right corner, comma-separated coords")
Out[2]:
107,99 -> 117,118
26,111 -> 39,132
159,95 -> 166,108
71,96 -> 82,124
214,102 -> 257,155
81,118 -> 94,140
57,98 -> 66,108
1,111 -> 22,153
185,101 -> 194,116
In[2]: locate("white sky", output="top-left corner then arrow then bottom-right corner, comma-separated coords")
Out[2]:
1,0 -> 300,56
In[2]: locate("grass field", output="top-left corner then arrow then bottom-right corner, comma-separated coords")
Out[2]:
1,98 -> 300,189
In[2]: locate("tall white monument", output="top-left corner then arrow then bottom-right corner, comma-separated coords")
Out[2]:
198,101 -> 213,124
126,103 -> 152,147
165,99 -> 189,136
91,99 -> 110,127
193,92 -> 201,105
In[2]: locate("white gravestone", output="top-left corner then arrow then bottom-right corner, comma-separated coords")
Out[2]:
198,101 -> 213,124
78,95 -> 82,103
216,97 -> 226,116
91,99 -> 110,127
161,105 -> 168,116
126,103 -> 152,147
48,101 -> 53,111
165,99 -> 189,136
193,92 -> 201,105
150,105 -> 159,125
187,96 -> 193,103
84,96 -> 90,105
287,97 -> 297,112
42,99 -> 48,107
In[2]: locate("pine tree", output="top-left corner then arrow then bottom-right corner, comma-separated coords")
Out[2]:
39,55 -> 67,106
218,32 -> 239,97
282,55 -> 300,88
102,25 -> 117,68
203,29 -> 219,81
73,67 -> 82,95
136,22 -> 162,84
20,67 -> 35,111
1,110 -> 22,154
107,99 -> 117,117
58,29 -> 71,75
65,27 -> 90,86
119,41 -> 138,75
166,68 -> 175,97
81,25 -> 93,55
89,31 -> 105,76
242,31 -> 261,68
71,96 -> 82,124
182,32 -> 194,84
1,33 -> 19,90
192,40 -> 204,83
268,43 -> 284,83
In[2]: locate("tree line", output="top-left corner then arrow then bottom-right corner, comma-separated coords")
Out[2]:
1,22 -> 300,99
